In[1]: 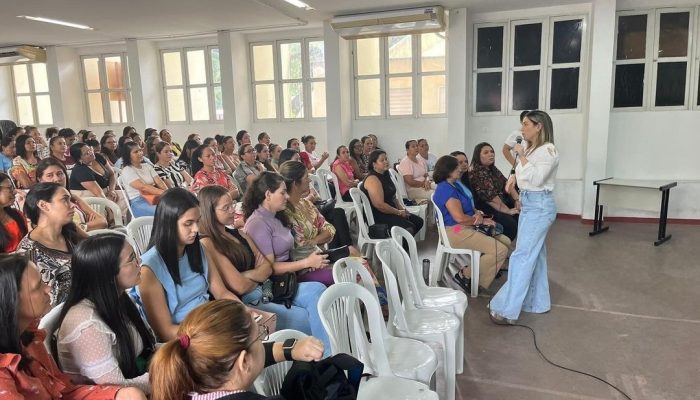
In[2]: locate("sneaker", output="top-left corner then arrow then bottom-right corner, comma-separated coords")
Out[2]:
451,272 -> 471,293
489,310 -> 517,325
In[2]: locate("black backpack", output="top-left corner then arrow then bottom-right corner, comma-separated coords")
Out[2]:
280,353 -> 365,400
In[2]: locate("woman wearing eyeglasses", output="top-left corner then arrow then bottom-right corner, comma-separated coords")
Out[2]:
233,143 -> 265,194
149,299 -> 324,400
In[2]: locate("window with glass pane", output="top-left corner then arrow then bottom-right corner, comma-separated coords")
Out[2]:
422,75 -> 446,114
16,96 -> 34,125
477,27 -> 503,68
255,84 -> 277,119
356,38 -> 380,76
12,65 -> 30,94
311,81 -> 326,118
388,36 -> 412,74
190,87 -> 210,120
210,48 -> 221,83
614,64 -> 645,108
655,62 -> 686,106
280,42 -> 302,80
253,45 -> 274,81
105,57 -> 124,89
308,41 -> 325,78
658,12 -> 689,58
163,52 -> 183,86
31,64 -> 49,92
213,86 -> 223,120
36,95 -> 53,125
83,58 -> 101,90
476,72 -> 501,112
109,92 -> 128,123
357,79 -> 381,116
514,23 -> 542,66
552,19 -> 582,63
550,68 -> 579,109
166,89 -> 186,122
513,70 -> 539,110
617,15 -> 647,60
421,32 -> 445,72
388,77 -> 412,115
187,50 -> 207,85
282,82 -> 304,118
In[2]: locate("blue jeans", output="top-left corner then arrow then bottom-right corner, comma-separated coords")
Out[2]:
489,190 -> 556,321
242,283 -> 331,357
130,195 -> 157,217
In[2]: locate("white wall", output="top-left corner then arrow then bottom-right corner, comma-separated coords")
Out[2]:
0,66 -> 14,121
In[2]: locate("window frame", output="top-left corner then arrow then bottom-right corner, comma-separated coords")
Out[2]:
612,8 -> 695,112
250,38 -> 327,122
160,46 -> 220,124
80,53 -> 132,126
353,33 -> 448,120
472,14 -> 588,116
10,62 -> 53,127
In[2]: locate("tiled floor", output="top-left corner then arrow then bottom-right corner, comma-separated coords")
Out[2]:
412,219 -> 700,400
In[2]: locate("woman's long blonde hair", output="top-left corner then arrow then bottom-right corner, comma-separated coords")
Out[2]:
149,300 -> 255,400
524,110 -> 554,155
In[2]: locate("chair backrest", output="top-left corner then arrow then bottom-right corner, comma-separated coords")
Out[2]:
38,302 -> 64,355
317,282 -> 393,376
83,197 -> 124,227
375,241 -> 411,331
117,175 -> 136,220
388,169 -> 408,203
126,216 -> 154,255
317,168 -> 347,205
309,173 -> 331,201
390,226 -> 429,297
254,329 -> 308,396
332,257 -> 382,313
349,187 -> 375,238
430,193 -> 451,248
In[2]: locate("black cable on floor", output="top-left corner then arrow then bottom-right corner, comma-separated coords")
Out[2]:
508,323 -> 633,400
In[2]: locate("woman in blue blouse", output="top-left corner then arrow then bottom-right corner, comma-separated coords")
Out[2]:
136,188 -> 241,341
432,155 -> 511,293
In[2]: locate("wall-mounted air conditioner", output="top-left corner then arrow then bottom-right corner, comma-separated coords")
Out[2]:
0,45 -> 46,65
330,6 -> 445,39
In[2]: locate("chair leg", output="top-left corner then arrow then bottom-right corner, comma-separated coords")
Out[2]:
470,252 -> 480,298
432,249 -> 446,287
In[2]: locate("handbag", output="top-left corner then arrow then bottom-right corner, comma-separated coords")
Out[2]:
314,199 -> 336,216
140,192 -> 160,205
322,245 -> 350,263
261,272 -> 298,309
368,224 -> 390,239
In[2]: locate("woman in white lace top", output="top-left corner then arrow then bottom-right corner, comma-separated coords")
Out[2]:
56,233 -> 155,394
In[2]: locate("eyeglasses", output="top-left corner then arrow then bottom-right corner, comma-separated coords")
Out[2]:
216,202 -> 237,213
245,149 -> 257,154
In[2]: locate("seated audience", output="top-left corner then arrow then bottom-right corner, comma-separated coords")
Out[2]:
258,131 -> 271,145
359,136 -> 374,176
11,134 -> 41,189
101,134 -> 120,165
0,254 -> 146,399
153,142 -> 192,189
219,135 -> 239,171
69,142 -> 120,204
143,128 -> 157,141
176,139 -> 200,174
278,148 -> 300,165
433,155 -> 511,293
233,144 -> 265,194
286,137 -> 300,151
361,150 -> 424,237
269,143 -> 282,170
417,138 -> 437,172
348,138 -> 365,179
300,135 -> 329,171
120,142 -> 168,217
57,234 -> 155,394
255,143 -> 276,172
145,135 -> 161,164
59,127 -> 78,149
190,145 -> 239,199
236,130 -> 251,147
80,129 -> 97,143
0,136 -> 16,173
45,126 -> 59,141
397,139 -> 435,201
203,137 -> 231,174
469,142 -> 520,241
123,126 -> 137,137
18,182 -> 86,305
37,158 -> 108,232
198,186 -> 329,345
137,188 -> 241,341
368,133 -> 381,151
149,299 -> 324,400
49,135 -> 74,171
129,132 -> 144,150
0,172 -> 28,253
331,145 -> 359,202
25,126 -> 49,159
187,133 -> 202,145
159,129 -> 182,156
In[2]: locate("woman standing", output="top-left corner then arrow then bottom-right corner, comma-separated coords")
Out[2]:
489,110 -> 559,324
469,142 -> 520,241
190,145 -> 239,199
57,234 -> 155,394
0,254 -> 146,399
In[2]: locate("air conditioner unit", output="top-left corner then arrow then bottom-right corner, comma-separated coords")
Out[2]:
331,6 -> 445,39
0,45 -> 46,65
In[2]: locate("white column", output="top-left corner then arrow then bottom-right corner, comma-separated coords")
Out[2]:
126,39 -> 164,131
324,21 -> 352,152
46,46 -> 85,129
582,0 -> 617,219
447,8 -> 469,152
218,30 -> 251,134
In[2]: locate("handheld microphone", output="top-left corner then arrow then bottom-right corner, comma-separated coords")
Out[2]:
516,136 -> 522,145
510,136 -> 523,175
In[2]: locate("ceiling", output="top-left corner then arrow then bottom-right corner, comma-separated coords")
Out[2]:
0,0 -> 589,48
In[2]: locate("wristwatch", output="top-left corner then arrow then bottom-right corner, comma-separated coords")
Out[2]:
282,338 -> 297,361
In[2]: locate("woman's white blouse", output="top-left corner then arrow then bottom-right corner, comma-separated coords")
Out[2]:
57,299 -> 151,393
515,143 -> 559,192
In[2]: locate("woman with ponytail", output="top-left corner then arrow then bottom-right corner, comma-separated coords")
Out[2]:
149,299 -> 323,400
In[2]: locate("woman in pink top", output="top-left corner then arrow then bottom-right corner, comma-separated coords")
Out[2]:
331,145 -> 358,202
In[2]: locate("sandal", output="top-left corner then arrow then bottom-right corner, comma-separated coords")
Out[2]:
451,272 -> 471,293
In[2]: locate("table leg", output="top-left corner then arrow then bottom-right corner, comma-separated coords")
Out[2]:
589,185 -> 609,236
654,189 -> 672,246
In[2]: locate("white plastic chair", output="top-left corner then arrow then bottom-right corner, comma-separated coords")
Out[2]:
376,240 -> 460,400
38,303 -> 64,356
117,175 -> 137,221
348,188 -> 386,262
83,197 -> 125,227
316,168 -> 356,227
388,169 -> 427,242
430,194 -> 482,298
358,376 -> 439,399
318,280 -> 437,387
126,216 -> 154,255
253,329 -> 308,396
309,173 -> 331,201
87,229 -> 137,250
390,227 -> 468,374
